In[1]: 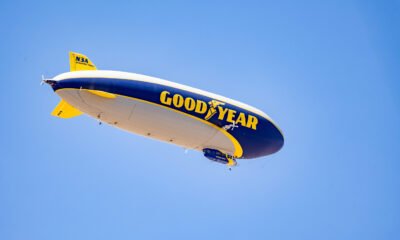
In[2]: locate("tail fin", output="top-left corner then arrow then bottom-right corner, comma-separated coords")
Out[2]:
69,52 -> 97,71
51,99 -> 82,118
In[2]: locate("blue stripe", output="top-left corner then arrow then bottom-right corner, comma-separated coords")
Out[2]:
53,78 -> 284,159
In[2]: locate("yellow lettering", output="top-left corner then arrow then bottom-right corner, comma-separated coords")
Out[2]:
236,112 -> 247,127
172,94 -> 184,108
160,91 -> 172,105
184,97 -> 196,111
217,106 -> 229,120
247,115 -> 258,130
226,109 -> 236,123
195,100 -> 208,114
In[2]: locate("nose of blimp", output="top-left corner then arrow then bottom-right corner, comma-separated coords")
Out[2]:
270,123 -> 284,153
261,119 -> 284,156
245,117 -> 284,159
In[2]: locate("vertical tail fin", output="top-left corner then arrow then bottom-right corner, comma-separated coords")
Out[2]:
69,52 -> 97,71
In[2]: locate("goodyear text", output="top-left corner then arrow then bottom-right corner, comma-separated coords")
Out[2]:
160,91 -> 258,130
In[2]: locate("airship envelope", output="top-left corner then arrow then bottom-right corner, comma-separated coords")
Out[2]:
44,52 -> 284,167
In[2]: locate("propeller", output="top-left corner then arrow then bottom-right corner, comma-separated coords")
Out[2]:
40,74 -> 45,85
40,75 -> 57,86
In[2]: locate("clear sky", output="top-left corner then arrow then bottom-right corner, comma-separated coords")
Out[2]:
1,0 -> 399,239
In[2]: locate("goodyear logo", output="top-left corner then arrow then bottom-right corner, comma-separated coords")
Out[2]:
160,91 -> 258,130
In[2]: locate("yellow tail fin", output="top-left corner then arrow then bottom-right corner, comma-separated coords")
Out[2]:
69,52 -> 97,71
51,99 -> 82,118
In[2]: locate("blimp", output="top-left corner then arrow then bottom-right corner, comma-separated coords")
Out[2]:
44,52 -> 284,167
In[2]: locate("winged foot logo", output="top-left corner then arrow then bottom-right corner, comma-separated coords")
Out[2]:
159,91 -> 258,130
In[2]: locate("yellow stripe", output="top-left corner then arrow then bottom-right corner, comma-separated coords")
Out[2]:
56,88 -> 243,158
87,89 -> 117,99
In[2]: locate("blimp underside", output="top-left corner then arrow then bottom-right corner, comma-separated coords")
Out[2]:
56,89 -> 236,155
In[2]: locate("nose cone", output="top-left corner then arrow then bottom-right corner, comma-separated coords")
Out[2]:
241,116 -> 284,159
269,122 -> 284,154
259,119 -> 284,157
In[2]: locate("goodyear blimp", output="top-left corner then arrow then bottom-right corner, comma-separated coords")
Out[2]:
44,52 -> 284,167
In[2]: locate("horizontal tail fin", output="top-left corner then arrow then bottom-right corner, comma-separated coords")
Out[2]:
51,99 -> 82,118
69,52 -> 96,71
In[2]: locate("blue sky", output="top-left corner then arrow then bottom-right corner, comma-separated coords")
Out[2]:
1,0 -> 399,239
